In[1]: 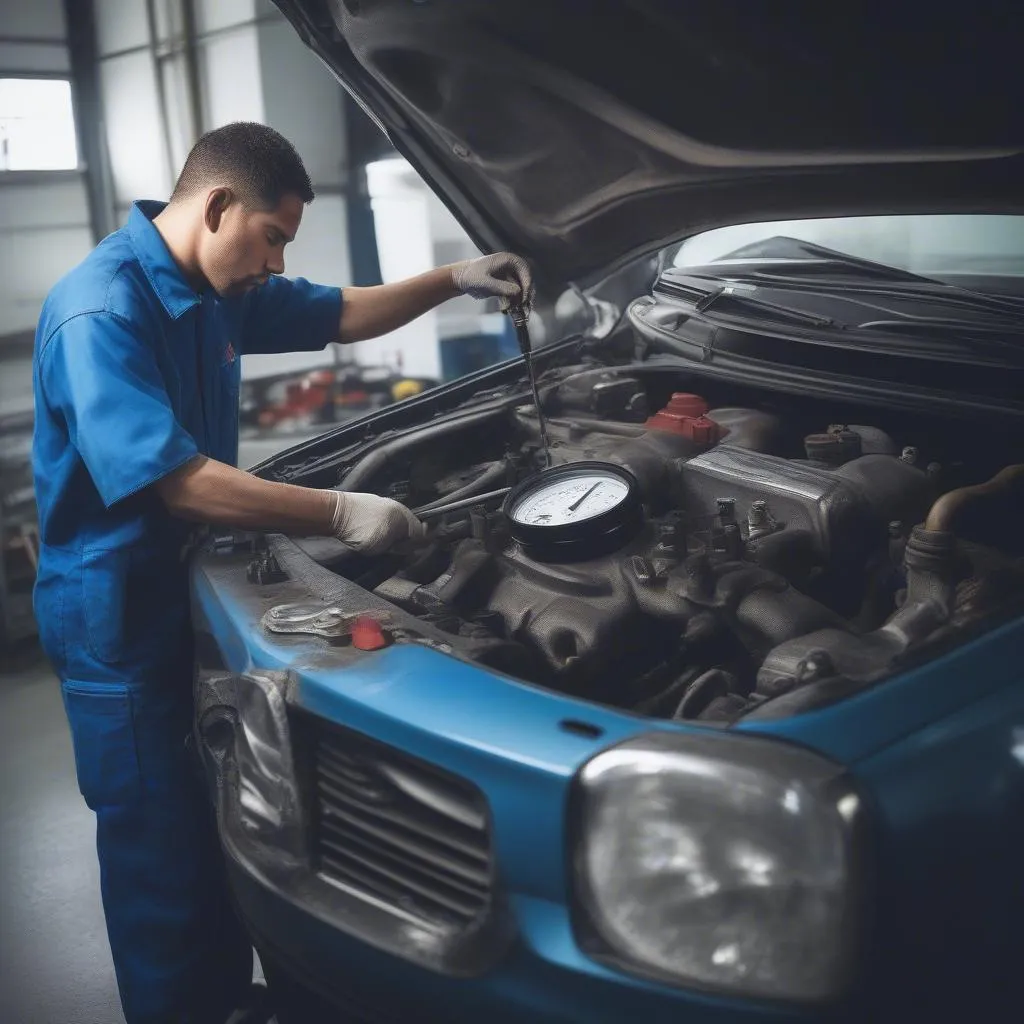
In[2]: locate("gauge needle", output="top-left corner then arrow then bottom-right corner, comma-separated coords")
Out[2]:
568,481 -> 601,513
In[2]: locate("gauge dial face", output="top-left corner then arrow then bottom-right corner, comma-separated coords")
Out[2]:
510,469 -> 630,527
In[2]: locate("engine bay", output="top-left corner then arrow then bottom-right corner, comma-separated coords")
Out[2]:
262,360 -> 1024,723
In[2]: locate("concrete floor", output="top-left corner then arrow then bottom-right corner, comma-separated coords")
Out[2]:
0,643 -> 124,1024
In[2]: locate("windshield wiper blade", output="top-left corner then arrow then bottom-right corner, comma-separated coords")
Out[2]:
685,237 -> 1024,317
654,277 -> 1024,364
663,280 -> 841,328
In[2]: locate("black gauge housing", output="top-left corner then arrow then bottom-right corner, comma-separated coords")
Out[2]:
502,462 -> 644,561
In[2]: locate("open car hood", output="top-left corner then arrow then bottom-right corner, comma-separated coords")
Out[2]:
274,1 -> 1022,285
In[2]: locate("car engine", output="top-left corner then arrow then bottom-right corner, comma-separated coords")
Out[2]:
268,363 -> 1024,723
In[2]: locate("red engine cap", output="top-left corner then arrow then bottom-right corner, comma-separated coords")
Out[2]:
351,615 -> 389,651
665,392 -> 709,419
644,392 -> 721,444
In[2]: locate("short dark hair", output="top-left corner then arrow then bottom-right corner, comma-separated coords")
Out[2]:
169,122 -> 314,208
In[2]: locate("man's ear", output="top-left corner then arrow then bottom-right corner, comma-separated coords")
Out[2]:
203,188 -> 233,233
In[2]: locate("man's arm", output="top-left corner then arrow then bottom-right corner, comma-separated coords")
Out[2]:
155,455 -> 423,553
338,253 -> 534,344
240,252 -> 533,355
155,456 -> 335,533
339,267 -> 459,343
41,314 -> 420,554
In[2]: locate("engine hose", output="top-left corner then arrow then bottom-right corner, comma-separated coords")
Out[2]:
516,411 -> 647,438
337,405 -> 508,492
924,464 -> 1024,532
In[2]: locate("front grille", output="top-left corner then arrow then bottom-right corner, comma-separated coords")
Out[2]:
310,721 -> 493,930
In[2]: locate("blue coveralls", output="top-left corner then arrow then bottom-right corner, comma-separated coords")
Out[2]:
31,200 -> 342,1023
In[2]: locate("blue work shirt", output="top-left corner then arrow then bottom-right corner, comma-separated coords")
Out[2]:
32,199 -> 342,683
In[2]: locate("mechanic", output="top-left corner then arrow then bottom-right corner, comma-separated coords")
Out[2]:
30,122 -> 533,1024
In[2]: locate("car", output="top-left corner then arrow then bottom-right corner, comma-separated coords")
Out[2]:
189,4 -> 1024,1022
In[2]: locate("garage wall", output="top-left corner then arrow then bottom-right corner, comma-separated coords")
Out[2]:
245,11 -> 352,380
1,0 -> 480,413
0,0 -> 95,413
93,0 -> 268,224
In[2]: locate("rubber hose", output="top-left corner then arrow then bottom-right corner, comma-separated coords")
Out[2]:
337,405 -> 508,493
924,464 -> 1024,532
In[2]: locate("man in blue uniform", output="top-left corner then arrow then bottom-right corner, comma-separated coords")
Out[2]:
31,122 -> 532,1024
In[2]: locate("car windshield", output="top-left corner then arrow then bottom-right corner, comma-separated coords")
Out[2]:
672,215 -> 1024,284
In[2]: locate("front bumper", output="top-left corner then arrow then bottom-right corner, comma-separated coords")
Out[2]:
205,700 -> 824,1024
229,851 -> 765,1024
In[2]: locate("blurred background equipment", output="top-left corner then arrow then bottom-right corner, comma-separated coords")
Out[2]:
0,409 -> 38,651
239,360 -> 440,434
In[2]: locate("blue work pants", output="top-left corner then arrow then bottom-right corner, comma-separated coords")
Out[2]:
37,567 -> 253,1023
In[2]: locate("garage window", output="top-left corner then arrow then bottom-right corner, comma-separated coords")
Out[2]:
0,78 -> 79,172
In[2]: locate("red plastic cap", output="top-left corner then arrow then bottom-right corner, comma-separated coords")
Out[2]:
644,392 -> 721,443
351,615 -> 389,651
666,393 -> 708,418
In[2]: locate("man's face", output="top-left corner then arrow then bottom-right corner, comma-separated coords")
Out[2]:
200,190 -> 304,297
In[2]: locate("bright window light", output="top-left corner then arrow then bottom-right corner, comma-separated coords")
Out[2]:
0,79 -> 79,171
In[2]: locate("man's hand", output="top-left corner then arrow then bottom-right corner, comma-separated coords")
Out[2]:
156,456 -> 423,556
328,491 -> 425,555
451,252 -> 534,312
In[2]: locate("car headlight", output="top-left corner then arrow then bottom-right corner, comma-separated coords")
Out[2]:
572,731 -> 866,1003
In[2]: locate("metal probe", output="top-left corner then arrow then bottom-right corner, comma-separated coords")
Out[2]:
413,487 -> 511,521
507,304 -> 552,467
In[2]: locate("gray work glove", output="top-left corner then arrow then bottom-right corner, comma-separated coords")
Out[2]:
451,252 -> 535,312
329,491 -> 425,555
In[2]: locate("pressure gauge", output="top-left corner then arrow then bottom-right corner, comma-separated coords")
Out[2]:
503,462 -> 643,559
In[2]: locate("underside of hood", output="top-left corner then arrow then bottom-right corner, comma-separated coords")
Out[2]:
275,0 -> 1024,283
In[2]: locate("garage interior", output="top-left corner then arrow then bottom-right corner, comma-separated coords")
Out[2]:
3,3 -> 1022,1023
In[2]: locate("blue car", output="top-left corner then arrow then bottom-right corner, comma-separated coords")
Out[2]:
191,4 -> 1024,1021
